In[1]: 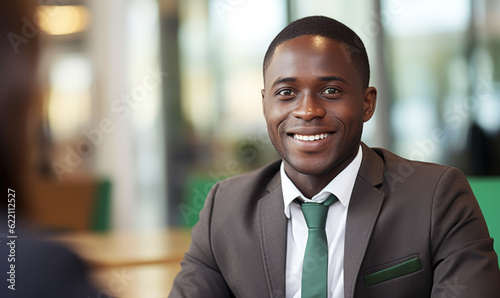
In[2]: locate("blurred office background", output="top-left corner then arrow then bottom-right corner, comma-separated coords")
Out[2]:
30,0 -> 500,232
19,0 -> 499,295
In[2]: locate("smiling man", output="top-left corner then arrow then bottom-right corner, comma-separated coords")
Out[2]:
262,33 -> 375,199
170,16 -> 500,298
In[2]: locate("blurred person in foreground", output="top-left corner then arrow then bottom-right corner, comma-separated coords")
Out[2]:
0,1 -> 99,297
170,16 -> 500,297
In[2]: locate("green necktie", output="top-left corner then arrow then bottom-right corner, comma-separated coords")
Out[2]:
299,194 -> 338,298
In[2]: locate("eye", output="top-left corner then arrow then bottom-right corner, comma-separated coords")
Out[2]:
322,87 -> 339,95
277,89 -> 296,97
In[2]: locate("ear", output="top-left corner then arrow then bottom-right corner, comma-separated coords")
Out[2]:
261,88 -> 266,115
362,87 -> 377,122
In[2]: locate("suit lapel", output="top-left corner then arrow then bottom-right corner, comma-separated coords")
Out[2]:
258,172 -> 287,298
344,144 -> 385,298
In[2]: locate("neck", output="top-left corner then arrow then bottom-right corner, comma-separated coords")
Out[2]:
285,151 -> 358,199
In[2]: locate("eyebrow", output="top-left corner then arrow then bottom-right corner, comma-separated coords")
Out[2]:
271,75 -> 349,88
271,77 -> 296,88
318,76 -> 349,85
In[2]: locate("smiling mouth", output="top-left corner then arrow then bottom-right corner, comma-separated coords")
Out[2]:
292,133 -> 332,142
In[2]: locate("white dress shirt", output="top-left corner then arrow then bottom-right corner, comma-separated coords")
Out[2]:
281,145 -> 363,298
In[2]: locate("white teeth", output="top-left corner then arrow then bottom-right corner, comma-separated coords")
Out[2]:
293,133 -> 331,141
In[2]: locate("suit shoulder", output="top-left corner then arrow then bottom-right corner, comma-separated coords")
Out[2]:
368,147 -> 469,193
372,147 -> 459,176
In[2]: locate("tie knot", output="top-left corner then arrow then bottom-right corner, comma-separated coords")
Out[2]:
300,194 -> 338,229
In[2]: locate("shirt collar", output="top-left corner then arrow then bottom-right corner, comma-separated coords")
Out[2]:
280,145 -> 363,218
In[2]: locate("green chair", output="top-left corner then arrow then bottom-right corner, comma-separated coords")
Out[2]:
180,175 -> 216,228
467,177 -> 500,265
91,179 -> 112,232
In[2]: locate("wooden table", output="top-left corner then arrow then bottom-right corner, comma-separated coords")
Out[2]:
48,228 -> 192,298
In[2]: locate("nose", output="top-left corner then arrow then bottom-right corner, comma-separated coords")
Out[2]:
292,92 -> 326,121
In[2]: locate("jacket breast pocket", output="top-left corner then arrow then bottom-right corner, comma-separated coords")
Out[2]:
363,254 -> 423,286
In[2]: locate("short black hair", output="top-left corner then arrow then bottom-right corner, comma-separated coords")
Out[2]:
263,16 -> 370,89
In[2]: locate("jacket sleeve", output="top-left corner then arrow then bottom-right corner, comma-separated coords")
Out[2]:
430,167 -> 500,297
169,182 -> 234,298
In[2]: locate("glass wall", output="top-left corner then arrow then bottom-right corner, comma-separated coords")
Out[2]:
35,0 -> 500,229
383,0 -> 500,174
36,0 -> 165,231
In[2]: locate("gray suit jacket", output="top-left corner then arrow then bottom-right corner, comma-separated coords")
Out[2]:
170,144 -> 500,297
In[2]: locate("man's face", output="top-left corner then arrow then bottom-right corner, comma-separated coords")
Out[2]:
262,35 -> 376,177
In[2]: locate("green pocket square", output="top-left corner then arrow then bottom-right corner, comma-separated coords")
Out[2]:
364,257 -> 422,286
